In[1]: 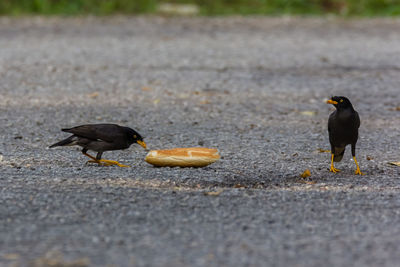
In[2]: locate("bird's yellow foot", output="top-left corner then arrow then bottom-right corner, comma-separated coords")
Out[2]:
86,159 -> 130,167
99,159 -> 130,167
329,154 -> 340,173
354,168 -> 364,175
353,157 -> 364,175
329,166 -> 341,173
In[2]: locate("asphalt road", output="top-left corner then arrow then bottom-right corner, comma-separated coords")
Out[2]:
1,16 -> 400,267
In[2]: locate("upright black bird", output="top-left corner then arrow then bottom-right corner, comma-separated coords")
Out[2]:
49,124 -> 147,167
326,96 -> 363,175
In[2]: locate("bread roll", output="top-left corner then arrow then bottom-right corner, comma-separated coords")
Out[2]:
145,147 -> 220,167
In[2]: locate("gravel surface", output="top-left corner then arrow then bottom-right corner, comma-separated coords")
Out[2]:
1,16 -> 400,267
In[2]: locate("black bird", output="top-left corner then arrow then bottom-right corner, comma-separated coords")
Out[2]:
49,124 -> 147,167
326,96 -> 363,175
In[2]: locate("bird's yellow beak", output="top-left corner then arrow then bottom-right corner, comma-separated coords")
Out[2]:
326,99 -> 338,105
137,140 -> 147,149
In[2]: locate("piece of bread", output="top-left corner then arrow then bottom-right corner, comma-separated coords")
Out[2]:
145,147 -> 220,167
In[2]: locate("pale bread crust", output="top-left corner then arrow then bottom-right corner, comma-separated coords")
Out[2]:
145,147 -> 220,167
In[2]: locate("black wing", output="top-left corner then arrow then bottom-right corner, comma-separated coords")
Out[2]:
327,110 -> 336,135
354,111 -> 360,129
62,124 -> 124,143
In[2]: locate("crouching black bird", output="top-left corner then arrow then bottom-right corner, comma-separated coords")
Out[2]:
49,124 -> 147,167
326,96 -> 363,175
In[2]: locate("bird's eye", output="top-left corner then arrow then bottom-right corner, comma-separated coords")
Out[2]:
133,135 -> 137,139
340,99 -> 343,103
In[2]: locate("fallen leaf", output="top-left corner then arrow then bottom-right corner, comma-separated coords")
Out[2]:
157,3 -> 200,15
320,56 -> 329,62
300,169 -> 311,178
249,124 -> 257,130
87,92 -> 99,98
234,184 -> 246,188
317,148 -> 331,153
366,155 -> 373,161
299,111 -> 317,116
388,162 -> 400,166
142,86 -> 152,91
199,100 -> 210,105
3,253 -> 20,260
204,190 -> 223,196
32,251 -> 90,267
178,93 -> 189,99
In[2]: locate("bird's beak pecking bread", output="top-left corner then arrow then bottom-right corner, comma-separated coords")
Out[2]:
137,140 -> 147,149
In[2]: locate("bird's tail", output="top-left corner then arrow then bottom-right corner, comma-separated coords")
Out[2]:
333,147 -> 345,162
49,136 -> 76,148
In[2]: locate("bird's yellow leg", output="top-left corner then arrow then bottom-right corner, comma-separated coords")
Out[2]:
98,159 -> 130,168
83,152 -> 97,161
353,156 -> 364,175
83,152 -> 100,165
329,154 -> 341,173
82,152 -> 129,167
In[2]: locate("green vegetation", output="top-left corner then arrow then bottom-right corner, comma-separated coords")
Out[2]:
0,0 -> 157,15
0,0 -> 399,16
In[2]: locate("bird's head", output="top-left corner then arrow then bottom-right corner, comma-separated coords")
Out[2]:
125,127 -> 147,149
326,96 -> 353,110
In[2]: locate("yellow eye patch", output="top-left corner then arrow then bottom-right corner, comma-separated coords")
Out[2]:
340,99 -> 344,103
133,135 -> 137,139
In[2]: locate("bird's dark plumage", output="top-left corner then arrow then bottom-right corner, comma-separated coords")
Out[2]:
49,135 -> 76,148
326,96 -> 363,175
49,123 -> 147,167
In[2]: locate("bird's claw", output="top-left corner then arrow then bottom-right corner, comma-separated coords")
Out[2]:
329,166 -> 341,173
354,168 -> 364,175
99,159 -> 130,167
86,159 -> 130,167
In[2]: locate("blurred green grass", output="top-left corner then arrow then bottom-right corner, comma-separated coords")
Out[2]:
0,0 -> 399,16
